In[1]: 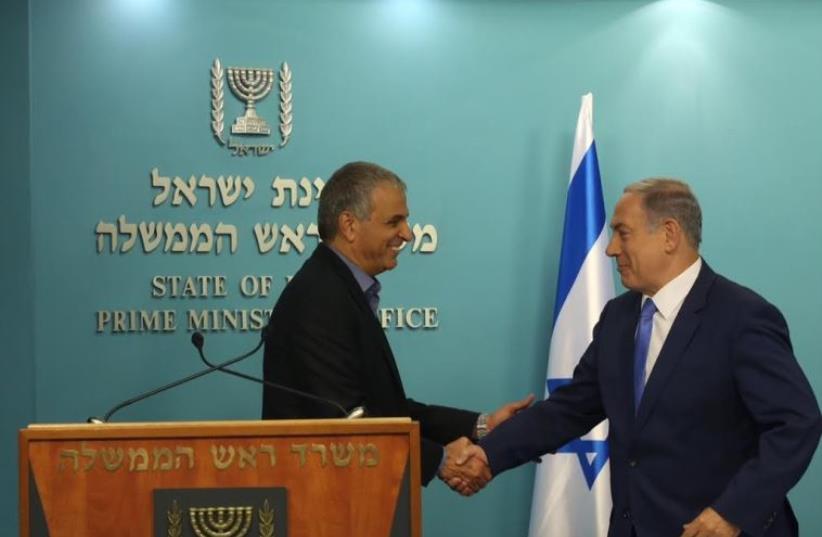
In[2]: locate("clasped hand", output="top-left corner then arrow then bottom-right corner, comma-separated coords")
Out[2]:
438,394 -> 533,496
680,508 -> 741,537
438,438 -> 491,496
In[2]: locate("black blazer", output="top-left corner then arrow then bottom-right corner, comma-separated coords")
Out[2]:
262,244 -> 478,484
481,262 -> 822,537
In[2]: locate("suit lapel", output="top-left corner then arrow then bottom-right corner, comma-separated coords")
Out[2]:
634,262 -> 716,431
315,245 -> 407,397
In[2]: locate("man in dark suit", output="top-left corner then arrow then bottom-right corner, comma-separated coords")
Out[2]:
262,161 -> 532,486
453,179 -> 821,536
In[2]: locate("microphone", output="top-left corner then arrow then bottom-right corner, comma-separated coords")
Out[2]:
87,330 -> 266,423
191,330 -> 365,420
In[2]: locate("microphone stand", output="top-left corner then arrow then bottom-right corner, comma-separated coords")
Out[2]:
191,331 -> 364,419
88,333 -> 265,423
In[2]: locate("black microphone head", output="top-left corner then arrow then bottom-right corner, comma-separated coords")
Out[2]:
191,331 -> 205,350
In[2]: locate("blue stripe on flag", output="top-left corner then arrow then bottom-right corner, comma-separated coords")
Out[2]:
552,142 -> 606,322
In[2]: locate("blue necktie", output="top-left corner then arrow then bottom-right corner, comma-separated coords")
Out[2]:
633,298 -> 657,412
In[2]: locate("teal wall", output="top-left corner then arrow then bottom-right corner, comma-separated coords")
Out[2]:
4,0 -> 822,535
0,0 -> 34,533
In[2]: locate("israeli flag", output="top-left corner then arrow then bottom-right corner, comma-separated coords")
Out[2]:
528,93 -> 614,537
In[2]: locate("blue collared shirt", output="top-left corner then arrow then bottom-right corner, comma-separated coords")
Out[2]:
328,245 -> 381,315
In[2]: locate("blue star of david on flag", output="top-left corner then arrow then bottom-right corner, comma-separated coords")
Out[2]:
546,378 -> 610,489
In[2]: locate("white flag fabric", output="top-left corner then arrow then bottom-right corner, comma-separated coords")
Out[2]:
528,93 -> 615,537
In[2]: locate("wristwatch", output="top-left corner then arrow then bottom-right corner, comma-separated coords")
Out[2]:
474,413 -> 489,440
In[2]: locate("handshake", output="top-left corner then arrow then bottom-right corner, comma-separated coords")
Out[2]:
437,392 -> 535,496
438,437 -> 493,496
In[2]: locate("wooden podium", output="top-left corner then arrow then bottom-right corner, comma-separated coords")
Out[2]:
19,418 -> 420,537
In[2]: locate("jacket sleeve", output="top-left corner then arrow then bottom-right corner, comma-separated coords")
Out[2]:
407,399 -> 479,444
480,303 -> 610,476
408,399 -> 479,485
711,300 -> 822,536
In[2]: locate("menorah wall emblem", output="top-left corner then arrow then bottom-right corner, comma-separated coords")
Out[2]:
227,68 -> 274,135
211,58 -> 293,156
189,506 -> 253,537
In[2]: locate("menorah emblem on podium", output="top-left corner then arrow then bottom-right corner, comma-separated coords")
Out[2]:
226,68 -> 275,135
189,506 -> 254,537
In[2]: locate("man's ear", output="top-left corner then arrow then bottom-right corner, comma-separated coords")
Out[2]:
337,211 -> 359,243
662,218 -> 682,254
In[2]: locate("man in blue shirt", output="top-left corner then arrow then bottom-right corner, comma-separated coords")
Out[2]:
262,161 -> 531,486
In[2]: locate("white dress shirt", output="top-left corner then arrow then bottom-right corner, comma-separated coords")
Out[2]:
641,257 -> 702,382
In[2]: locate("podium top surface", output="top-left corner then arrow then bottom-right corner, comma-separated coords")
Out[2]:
21,417 -> 415,440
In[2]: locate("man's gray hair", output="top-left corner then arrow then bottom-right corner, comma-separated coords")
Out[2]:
317,161 -> 406,240
624,178 -> 702,248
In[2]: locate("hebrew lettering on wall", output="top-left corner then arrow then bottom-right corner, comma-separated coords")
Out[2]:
270,177 -> 325,207
96,168 -> 438,256
93,167 -> 442,334
151,168 -> 255,208
97,216 -> 437,256
96,217 -> 239,255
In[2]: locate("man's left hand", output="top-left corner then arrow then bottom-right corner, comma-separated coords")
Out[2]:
680,507 -> 741,537
487,393 -> 535,431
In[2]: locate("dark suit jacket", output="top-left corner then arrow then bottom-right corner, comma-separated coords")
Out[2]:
262,244 -> 478,485
481,262 -> 821,537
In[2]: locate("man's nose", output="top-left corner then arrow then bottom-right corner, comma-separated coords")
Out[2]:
605,235 -> 618,257
399,222 -> 413,242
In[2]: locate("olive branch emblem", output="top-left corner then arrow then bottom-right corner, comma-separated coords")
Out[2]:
278,63 -> 293,148
259,499 -> 275,537
167,499 -> 183,537
211,58 -> 226,145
